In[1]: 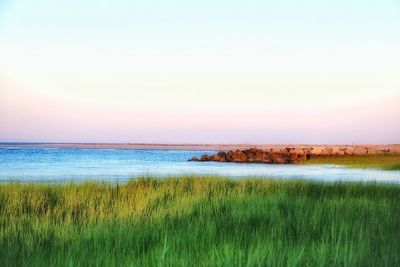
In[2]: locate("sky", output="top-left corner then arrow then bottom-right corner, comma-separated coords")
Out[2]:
0,0 -> 399,144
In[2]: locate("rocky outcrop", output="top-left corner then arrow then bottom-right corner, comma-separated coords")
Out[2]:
189,146 -> 392,164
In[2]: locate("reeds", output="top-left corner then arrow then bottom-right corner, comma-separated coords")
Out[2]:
301,153 -> 400,170
1,176 -> 399,266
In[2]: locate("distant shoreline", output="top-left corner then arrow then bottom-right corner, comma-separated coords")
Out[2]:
1,142 -> 399,153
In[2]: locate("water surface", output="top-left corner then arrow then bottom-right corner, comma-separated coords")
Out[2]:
1,146 -> 399,183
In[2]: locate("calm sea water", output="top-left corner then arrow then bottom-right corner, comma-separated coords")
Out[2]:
1,146 -> 400,183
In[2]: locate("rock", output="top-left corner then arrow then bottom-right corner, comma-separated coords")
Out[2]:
289,148 -> 306,162
289,153 -> 298,162
331,147 -> 344,156
243,149 -> 257,160
212,151 -> 228,162
189,145 -> 379,165
254,150 -> 270,163
343,148 -> 354,155
309,147 -> 323,158
271,153 -> 288,164
217,151 -> 228,161
232,150 -> 248,162
261,157 -> 273,163
226,151 -> 234,161
200,155 -> 211,161
378,148 -> 390,154
211,155 -> 221,161
354,147 -> 368,155
366,147 -> 378,154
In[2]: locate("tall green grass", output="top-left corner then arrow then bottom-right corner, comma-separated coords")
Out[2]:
1,176 -> 400,266
301,153 -> 400,170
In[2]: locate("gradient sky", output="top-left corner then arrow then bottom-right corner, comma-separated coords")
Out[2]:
0,0 -> 399,144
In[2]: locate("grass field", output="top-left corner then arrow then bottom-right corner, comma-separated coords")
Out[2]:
301,153 -> 400,170
1,177 -> 400,266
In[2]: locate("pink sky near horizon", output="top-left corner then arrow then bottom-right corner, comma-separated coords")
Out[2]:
1,79 -> 399,144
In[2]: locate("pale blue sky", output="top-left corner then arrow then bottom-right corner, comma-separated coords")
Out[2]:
0,0 -> 399,143
2,0 -> 400,50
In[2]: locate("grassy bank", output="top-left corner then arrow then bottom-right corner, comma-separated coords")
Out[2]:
301,153 -> 400,170
1,177 -> 400,266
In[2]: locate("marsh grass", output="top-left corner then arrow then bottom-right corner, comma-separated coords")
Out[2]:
1,176 -> 400,266
301,153 -> 400,170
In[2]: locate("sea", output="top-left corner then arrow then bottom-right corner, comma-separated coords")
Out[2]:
1,144 -> 400,183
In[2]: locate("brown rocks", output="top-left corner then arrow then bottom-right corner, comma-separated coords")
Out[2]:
378,148 -> 390,153
343,148 -> 354,156
226,151 -> 234,161
289,148 -> 307,162
309,147 -> 323,158
232,150 -> 248,162
189,144 -> 397,164
200,155 -> 211,161
331,147 -> 345,156
191,148 -> 304,164
271,153 -> 289,164
211,151 -> 228,162
354,147 -> 369,155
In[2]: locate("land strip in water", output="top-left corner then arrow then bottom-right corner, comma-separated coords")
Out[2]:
2,142 -> 400,152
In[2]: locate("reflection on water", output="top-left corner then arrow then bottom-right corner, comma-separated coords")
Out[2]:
0,147 -> 400,183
